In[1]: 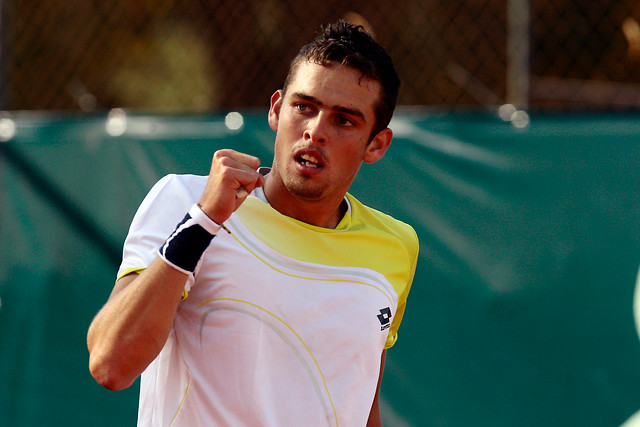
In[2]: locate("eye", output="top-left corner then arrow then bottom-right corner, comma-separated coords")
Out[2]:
337,115 -> 355,127
295,103 -> 309,113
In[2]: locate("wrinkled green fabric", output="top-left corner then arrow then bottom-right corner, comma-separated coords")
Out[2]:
1,111 -> 640,426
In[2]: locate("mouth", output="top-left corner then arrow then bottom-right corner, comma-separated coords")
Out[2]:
296,152 -> 324,169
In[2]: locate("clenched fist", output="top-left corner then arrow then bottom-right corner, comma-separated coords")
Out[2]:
198,149 -> 265,224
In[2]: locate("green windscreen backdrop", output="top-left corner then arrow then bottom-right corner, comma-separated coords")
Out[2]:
1,111 -> 640,426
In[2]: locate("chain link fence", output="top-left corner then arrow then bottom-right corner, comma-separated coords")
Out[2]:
3,0 -> 640,112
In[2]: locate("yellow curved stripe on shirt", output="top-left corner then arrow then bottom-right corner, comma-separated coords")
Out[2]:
196,298 -> 338,426
232,195 -> 416,297
169,384 -> 190,427
227,223 -> 394,307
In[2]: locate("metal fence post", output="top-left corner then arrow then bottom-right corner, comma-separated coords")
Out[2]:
507,0 -> 530,110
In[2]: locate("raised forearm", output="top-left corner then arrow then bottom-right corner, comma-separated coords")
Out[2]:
88,149 -> 264,391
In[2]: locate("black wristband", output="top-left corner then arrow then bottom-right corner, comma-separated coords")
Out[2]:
158,204 -> 221,274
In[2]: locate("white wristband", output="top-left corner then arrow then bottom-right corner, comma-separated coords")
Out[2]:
189,203 -> 222,235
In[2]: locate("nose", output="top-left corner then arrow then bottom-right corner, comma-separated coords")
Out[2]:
304,114 -> 328,144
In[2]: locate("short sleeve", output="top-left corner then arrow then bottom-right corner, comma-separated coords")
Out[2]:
117,174 -> 208,292
384,225 -> 419,349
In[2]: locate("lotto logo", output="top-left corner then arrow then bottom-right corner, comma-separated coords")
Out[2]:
377,307 -> 392,331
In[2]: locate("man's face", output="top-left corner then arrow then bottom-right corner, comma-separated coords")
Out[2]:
267,60 -> 391,207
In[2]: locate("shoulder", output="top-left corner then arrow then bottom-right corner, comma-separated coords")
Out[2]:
346,193 -> 419,258
118,174 -> 209,279
131,174 -> 208,227
149,173 -> 208,198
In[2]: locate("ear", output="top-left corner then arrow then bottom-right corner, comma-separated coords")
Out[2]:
268,90 -> 283,132
363,128 -> 393,164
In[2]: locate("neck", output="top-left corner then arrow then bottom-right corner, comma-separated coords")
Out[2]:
262,174 -> 346,229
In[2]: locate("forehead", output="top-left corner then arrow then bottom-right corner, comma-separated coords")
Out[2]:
286,61 -> 381,118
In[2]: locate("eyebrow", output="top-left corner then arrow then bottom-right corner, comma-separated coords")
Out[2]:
291,92 -> 366,121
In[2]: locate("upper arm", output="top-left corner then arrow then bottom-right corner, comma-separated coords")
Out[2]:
87,258 -> 187,390
109,271 -> 140,300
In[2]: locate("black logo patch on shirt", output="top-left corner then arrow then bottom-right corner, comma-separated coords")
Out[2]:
377,307 -> 392,331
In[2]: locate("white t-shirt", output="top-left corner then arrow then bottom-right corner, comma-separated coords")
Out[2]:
118,173 -> 419,426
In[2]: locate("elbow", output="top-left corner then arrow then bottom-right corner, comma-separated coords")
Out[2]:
89,352 -> 136,391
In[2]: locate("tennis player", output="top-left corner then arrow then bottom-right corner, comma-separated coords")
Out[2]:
88,20 -> 419,426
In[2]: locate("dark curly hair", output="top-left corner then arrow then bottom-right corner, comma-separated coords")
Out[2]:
283,20 -> 401,137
